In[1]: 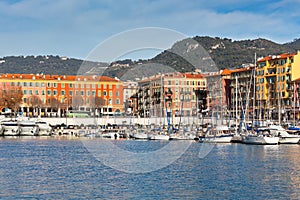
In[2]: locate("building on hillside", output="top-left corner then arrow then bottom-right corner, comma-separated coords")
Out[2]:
256,51 -> 300,122
0,74 -> 123,117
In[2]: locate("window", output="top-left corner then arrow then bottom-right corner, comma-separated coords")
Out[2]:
23,82 -> 27,87
92,84 -> 95,89
109,91 -> 112,96
116,84 -> 119,89
47,90 -> 51,95
29,82 -> 33,87
35,90 -> 39,95
42,90 -> 45,95
116,91 -> 119,96
108,99 -> 112,105
98,91 -> 101,96
47,83 -> 51,87
41,82 -> 45,87
62,83 -> 65,88
92,91 -> 96,96
69,91 -> 73,95
81,91 -> 84,96
103,91 -> 107,96
61,90 -> 65,95
53,90 -> 57,95
35,82 -> 39,87
29,90 -> 33,95
104,84 -> 107,89
69,83 -> 73,88
116,99 -> 120,104
23,90 -> 27,95
109,84 -> 112,89
87,91 -> 90,96
53,83 -> 57,88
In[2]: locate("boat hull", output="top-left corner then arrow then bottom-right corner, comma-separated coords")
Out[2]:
279,137 -> 300,144
199,135 -> 233,143
149,134 -> 170,140
242,135 -> 279,145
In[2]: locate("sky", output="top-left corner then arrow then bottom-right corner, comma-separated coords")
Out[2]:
0,0 -> 300,61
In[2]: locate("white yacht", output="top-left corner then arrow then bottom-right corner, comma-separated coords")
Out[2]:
131,129 -> 149,140
242,128 -> 279,145
35,120 -> 52,136
19,120 -> 39,136
1,120 -> 20,136
269,125 -> 300,144
148,133 -> 170,140
199,125 -> 234,143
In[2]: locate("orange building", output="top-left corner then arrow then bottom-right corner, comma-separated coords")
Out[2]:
0,74 -> 123,117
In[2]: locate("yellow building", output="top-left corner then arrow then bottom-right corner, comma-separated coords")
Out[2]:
256,51 -> 300,121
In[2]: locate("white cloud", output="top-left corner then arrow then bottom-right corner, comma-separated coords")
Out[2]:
0,0 -> 299,59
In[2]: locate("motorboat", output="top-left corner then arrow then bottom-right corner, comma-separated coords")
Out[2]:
242,128 -> 279,145
148,133 -> 170,140
130,128 -> 149,140
1,120 -> 19,136
269,125 -> 300,144
35,119 -> 52,136
199,125 -> 234,143
19,120 -> 39,136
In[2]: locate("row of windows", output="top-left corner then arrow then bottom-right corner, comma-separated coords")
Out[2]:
257,67 -> 291,76
23,97 -> 121,105
6,82 -> 120,89
256,83 -> 285,91
23,90 -> 120,97
166,80 -> 206,86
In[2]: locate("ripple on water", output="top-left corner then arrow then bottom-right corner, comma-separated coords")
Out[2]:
0,138 -> 300,199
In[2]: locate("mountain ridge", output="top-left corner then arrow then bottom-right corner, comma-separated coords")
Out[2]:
0,36 -> 299,79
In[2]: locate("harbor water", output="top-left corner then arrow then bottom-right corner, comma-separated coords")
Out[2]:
0,138 -> 300,199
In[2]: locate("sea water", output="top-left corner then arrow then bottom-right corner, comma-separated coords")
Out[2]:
0,137 -> 299,199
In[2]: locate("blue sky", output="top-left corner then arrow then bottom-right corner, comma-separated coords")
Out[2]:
0,0 -> 300,61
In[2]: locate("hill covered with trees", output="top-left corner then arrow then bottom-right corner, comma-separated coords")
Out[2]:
0,36 -> 300,79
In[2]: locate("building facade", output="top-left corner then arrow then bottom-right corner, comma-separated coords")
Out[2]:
0,74 -> 124,117
134,72 -> 207,118
256,52 -> 300,122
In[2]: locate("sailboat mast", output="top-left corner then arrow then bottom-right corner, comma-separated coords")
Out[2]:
294,82 -> 296,126
235,76 -> 238,128
252,53 -> 256,126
